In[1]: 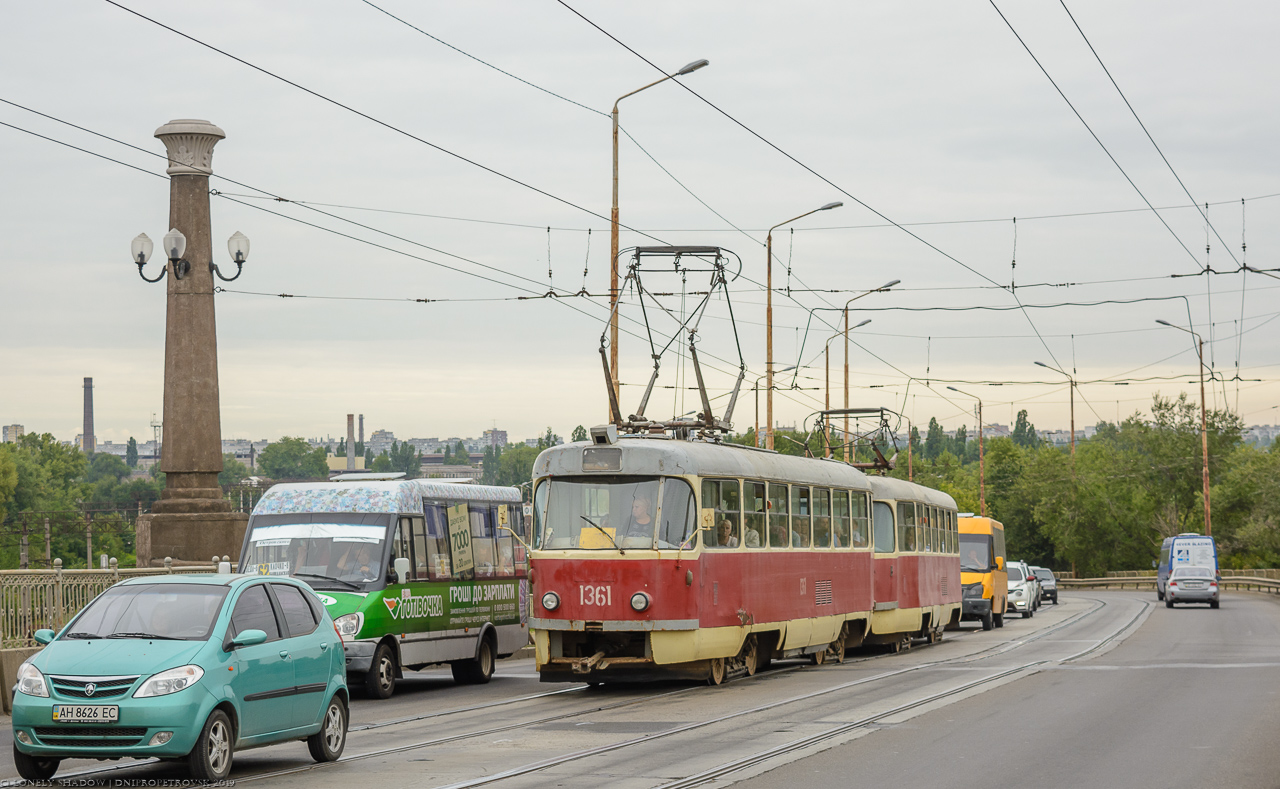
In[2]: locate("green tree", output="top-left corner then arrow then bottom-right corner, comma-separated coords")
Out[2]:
0,445 -> 18,514
390,441 -> 420,477
482,444 -> 502,485
219,454 -> 251,486
537,428 -> 561,450
923,418 -> 945,460
496,445 -> 539,493
257,438 -> 328,480
125,437 -> 138,468
571,425 -> 589,443
371,452 -> 393,472
1011,410 -> 1039,449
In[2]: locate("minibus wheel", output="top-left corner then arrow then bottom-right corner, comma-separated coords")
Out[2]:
981,611 -> 994,631
993,612 -> 1004,628
365,642 -> 397,699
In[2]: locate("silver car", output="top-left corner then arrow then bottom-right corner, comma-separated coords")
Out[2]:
1006,561 -> 1039,618
1165,565 -> 1220,609
1031,566 -> 1058,604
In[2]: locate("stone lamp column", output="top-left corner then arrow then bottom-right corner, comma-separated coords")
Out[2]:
137,119 -> 248,566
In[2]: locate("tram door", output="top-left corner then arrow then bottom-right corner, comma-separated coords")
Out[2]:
871,501 -> 897,609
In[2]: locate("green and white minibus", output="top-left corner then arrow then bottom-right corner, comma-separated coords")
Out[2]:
238,478 -> 529,698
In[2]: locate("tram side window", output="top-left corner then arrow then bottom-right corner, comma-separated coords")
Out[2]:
873,501 -> 895,553
852,493 -> 870,548
926,506 -> 937,553
897,502 -> 916,552
768,483 -> 790,549
831,490 -> 851,548
917,505 -> 929,552
791,486 -> 811,548
701,479 -> 741,549
658,479 -> 696,549
470,505 -> 497,578
420,503 -> 453,581
813,488 -> 831,548
744,482 -> 766,548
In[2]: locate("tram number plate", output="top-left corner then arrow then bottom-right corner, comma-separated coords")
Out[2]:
53,705 -> 119,723
580,585 -> 612,606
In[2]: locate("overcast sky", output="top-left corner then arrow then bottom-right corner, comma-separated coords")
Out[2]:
2,0 -> 1277,447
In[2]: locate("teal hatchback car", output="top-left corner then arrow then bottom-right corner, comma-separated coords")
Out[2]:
11,574 -> 348,781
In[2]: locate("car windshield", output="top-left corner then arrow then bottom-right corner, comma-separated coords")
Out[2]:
241,521 -> 388,589
65,583 -> 229,641
960,534 -> 992,572
535,476 -> 696,550
1034,568 -> 1054,581
1008,566 -> 1025,581
1174,566 -> 1214,578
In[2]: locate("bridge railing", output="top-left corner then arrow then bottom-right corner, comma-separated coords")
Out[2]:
1058,576 -> 1280,594
0,558 -> 217,648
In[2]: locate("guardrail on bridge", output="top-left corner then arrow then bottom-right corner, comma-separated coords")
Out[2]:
1058,576 -> 1280,594
0,557 -> 219,648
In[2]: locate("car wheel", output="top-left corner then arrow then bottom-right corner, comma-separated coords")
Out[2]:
1052,594 -> 1059,605
1165,598 -> 1174,609
1157,589 -> 1164,601
452,637 -> 495,685
12,743 -> 60,781
993,612 -> 1005,628
307,695 -> 348,763
1210,600 -> 1220,609
981,611 -> 994,631
187,709 -> 234,781
365,642 -> 397,699
1022,608 -> 1032,619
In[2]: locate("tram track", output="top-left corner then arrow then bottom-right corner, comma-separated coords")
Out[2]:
34,596 -> 1139,787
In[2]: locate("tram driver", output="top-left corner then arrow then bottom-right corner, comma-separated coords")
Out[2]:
619,495 -> 655,548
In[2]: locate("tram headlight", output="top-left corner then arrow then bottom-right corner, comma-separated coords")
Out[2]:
541,591 -> 561,611
630,592 -> 651,612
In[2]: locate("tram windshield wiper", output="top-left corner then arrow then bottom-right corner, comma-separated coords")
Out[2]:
292,572 -> 361,590
580,515 -> 625,554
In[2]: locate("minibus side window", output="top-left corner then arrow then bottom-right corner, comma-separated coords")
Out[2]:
897,502 -> 916,552
509,505 -> 528,576
744,482 -> 766,548
470,504 -> 497,578
813,489 -> 832,548
393,517 -> 413,581
495,505 -> 516,577
421,503 -> 453,581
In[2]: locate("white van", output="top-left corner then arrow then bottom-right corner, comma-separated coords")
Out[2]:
1156,533 -> 1218,602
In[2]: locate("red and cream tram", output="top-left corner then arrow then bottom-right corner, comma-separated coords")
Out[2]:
527,434 -> 960,684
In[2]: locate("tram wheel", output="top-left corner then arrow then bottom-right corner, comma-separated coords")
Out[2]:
811,648 -> 826,665
824,626 -> 848,664
741,635 -> 759,677
707,657 -> 726,686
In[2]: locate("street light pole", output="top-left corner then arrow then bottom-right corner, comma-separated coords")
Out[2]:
843,280 -> 897,461
766,202 -> 842,449
1156,320 -> 1213,536
1035,361 -> 1076,457
610,58 -> 709,410
948,387 -> 984,517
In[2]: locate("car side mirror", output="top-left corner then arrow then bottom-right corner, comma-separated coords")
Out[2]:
230,629 -> 268,649
33,629 -> 55,646
995,556 -> 1005,570
1152,560 -> 1158,568
394,557 -> 410,585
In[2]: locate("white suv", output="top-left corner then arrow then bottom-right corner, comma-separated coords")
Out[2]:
1006,561 -> 1040,618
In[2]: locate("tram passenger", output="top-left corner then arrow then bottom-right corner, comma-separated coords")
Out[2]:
744,528 -> 761,547
814,517 -> 832,548
714,519 -> 739,548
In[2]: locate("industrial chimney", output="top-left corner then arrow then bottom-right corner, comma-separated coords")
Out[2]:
346,414 -> 356,471
82,377 -> 95,454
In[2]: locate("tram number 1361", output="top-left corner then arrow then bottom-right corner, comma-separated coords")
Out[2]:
580,585 -> 612,606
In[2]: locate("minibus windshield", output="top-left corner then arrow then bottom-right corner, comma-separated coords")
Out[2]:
959,534 -> 993,572
242,521 -> 389,590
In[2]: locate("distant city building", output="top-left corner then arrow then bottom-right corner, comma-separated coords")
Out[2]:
368,429 -> 397,456
2,424 -> 23,443
482,429 -> 508,448
1245,424 -> 1280,446
983,423 -> 1011,438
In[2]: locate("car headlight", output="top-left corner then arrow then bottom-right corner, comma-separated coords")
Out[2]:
630,592 -> 651,612
1010,588 -> 1022,597
541,592 -> 560,611
133,665 -> 204,698
334,613 -> 363,639
15,662 -> 48,698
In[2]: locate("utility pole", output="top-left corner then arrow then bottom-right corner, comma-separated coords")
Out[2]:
1154,319 -> 1214,535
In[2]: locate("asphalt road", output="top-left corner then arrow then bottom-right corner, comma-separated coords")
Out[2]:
2,591 -> 1277,788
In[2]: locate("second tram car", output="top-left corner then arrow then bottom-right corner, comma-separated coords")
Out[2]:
528,434 -> 960,684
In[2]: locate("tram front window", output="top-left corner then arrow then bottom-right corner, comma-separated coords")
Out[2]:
536,477 -> 696,550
